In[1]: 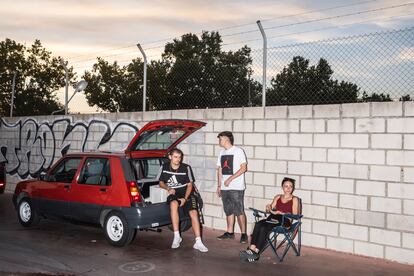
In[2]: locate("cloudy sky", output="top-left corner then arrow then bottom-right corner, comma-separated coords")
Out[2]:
1,0 -> 413,113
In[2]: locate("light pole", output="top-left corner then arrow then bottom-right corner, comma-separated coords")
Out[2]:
137,44 -> 147,112
52,80 -> 88,115
60,60 -> 69,115
10,71 -> 17,117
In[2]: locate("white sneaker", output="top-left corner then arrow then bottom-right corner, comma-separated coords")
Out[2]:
193,241 -> 209,252
171,237 -> 182,249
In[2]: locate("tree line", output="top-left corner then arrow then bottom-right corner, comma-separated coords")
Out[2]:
0,32 -> 410,116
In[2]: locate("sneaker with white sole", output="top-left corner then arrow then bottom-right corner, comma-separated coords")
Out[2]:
171,237 -> 182,249
193,241 -> 209,252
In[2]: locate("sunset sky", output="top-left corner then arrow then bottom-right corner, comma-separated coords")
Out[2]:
1,0 -> 413,113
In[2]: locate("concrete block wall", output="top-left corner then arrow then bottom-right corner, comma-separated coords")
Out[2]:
1,101 -> 414,264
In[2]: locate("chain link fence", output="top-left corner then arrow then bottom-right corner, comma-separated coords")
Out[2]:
149,27 -> 413,110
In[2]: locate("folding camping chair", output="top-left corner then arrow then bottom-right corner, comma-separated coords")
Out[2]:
249,197 -> 302,262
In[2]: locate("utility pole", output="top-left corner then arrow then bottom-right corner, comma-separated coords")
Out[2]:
137,44 -> 147,112
10,71 -> 16,117
257,20 -> 267,108
60,60 -> 69,115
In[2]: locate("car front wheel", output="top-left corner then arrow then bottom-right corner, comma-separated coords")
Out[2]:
17,198 -> 40,227
103,211 -> 136,247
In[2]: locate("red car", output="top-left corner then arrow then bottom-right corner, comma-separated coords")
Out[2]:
13,119 -> 206,246
0,162 -> 5,194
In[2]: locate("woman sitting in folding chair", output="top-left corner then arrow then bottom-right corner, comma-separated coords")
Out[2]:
240,177 -> 298,262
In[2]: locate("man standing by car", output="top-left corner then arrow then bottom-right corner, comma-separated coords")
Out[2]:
216,131 -> 248,243
158,148 -> 208,252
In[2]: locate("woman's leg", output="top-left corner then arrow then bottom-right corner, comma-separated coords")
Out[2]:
250,221 -> 275,252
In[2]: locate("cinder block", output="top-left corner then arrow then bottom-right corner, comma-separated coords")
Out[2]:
341,134 -> 369,148
205,108 -> 223,119
264,160 -> 287,174
404,134 -> 414,149
202,120 -> 214,132
403,200 -> 414,215
265,133 -> 288,146
245,185 -> 264,198
288,161 -> 312,175
314,134 -> 339,148
301,176 -> 326,191
302,148 -> 326,162
300,119 -> 325,133
213,217 -> 228,230
370,228 -> 401,247
314,105 -> 340,118
302,204 -> 326,219
354,241 -> 384,259
312,191 -> 338,207
254,146 -> 276,160
213,120 -> 233,132
294,189 -> 311,204
372,102 -> 402,117
376,211 -> 405,231
223,108 -> 243,119
302,232 -> 326,248
276,120 -> 299,132
327,237 -> 354,253
254,120 -> 276,132
356,180 -> 386,196
356,150 -> 385,165
265,106 -> 288,118
244,133 -> 265,146
403,233 -> 414,250
264,187 -> 280,199
171,109 -> 188,119
371,134 -> 402,149
385,247 -> 414,265
340,194 -> 368,210
405,167 -> 414,182
388,183 -> 414,199
327,178 -> 354,194
143,111 -> 157,121
328,149 -> 354,163
340,164 -> 368,179
355,210 -> 385,227
313,163 -> 339,177
313,220 -> 339,236
371,197 -> 401,214
204,204 -> 224,218
356,118 -> 385,133
247,159 -> 264,172
277,147 -> 300,160
234,120 -> 253,132
327,119 -> 354,133
205,133 -> 219,144
253,197 -> 270,210
301,218 -> 312,232
253,172 -> 275,186
340,223 -> 368,241
370,166 -> 401,182
289,105 -> 312,118
243,107 -> 264,119
188,109 -> 204,119
387,151 -> 414,166
387,118 -> 414,133
156,110 -> 172,119
289,134 -> 313,147
342,103 -> 370,117
405,101 -> 414,116
327,207 -> 354,223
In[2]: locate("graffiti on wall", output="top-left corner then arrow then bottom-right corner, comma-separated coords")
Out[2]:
0,117 -> 139,179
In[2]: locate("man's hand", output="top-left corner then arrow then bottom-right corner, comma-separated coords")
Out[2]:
178,198 -> 186,207
216,186 -> 221,197
224,178 -> 232,187
168,188 -> 176,195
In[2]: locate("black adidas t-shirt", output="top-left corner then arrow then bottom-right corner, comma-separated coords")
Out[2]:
157,162 -> 195,189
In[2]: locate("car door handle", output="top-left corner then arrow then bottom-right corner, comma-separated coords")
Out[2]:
100,188 -> 107,192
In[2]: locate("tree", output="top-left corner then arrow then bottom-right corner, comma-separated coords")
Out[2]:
361,92 -> 392,102
83,31 -> 261,112
266,56 -> 360,105
0,39 -> 71,116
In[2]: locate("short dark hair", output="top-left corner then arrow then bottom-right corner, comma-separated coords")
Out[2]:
168,148 -> 184,162
217,131 -> 234,145
281,177 -> 296,193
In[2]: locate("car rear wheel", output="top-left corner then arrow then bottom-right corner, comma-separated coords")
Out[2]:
104,211 -> 136,247
17,198 -> 40,227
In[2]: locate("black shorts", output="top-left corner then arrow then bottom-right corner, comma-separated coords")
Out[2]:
166,187 -> 198,214
221,190 -> 245,216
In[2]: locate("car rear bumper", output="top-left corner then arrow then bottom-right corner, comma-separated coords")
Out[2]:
120,202 -> 190,229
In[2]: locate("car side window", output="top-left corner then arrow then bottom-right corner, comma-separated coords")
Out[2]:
49,157 -> 82,183
142,159 -> 163,180
78,158 -> 111,186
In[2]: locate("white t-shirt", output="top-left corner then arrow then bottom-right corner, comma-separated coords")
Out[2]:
217,146 -> 247,190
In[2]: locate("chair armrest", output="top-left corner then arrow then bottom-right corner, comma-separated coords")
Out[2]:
248,207 -> 269,218
283,214 -> 303,220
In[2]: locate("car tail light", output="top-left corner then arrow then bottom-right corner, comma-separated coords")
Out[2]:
0,181 -> 4,187
127,181 -> 142,203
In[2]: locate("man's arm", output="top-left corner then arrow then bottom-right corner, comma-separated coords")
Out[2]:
224,163 -> 247,187
159,180 -> 174,195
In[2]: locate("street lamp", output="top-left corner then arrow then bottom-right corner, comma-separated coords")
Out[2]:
52,80 -> 88,115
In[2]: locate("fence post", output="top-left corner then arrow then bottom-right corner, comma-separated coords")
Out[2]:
257,20 -> 267,108
137,44 -> 147,112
